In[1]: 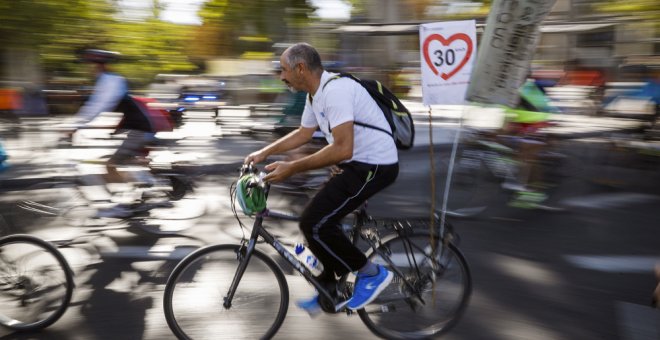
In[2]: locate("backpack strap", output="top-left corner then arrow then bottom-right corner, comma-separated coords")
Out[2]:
321,73 -> 393,137
354,121 -> 393,137
309,74 -> 344,105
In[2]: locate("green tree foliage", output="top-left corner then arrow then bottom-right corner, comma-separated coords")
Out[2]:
190,0 -> 315,59
1,1 -> 117,77
595,0 -> 660,14
0,0 -> 322,87
1,0 -> 197,88
103,19 -> 197,87
594,0 -> 659,52
344,0 -> 366,17
0,0 -> 98,49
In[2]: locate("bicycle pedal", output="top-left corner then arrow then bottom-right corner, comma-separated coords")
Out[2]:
333,299 -> 350,313
134,183 -> 153,188
535,204 -> 565,212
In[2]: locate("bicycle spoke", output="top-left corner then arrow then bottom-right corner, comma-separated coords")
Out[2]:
358,233 -> 472,339
0,235 -> 73,331
164,244 -> 288,340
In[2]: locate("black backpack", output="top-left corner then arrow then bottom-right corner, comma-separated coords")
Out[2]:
322,73 -> 415,150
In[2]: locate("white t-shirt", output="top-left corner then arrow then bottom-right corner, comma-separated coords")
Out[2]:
301,71 -> 398,165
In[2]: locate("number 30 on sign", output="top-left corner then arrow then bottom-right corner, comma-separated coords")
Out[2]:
419,20 -> 477,105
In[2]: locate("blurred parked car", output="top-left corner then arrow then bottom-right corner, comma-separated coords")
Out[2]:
178,81 -> 227,108
146,74 -> 228,110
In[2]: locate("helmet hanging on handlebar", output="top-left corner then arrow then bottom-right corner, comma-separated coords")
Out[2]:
236,174 -> 267,216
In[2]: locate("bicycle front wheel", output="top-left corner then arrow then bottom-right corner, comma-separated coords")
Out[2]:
16,181 -> 92,226
0,234 -> 74,331
163,244 -> 289,340
359,232 -> 472,339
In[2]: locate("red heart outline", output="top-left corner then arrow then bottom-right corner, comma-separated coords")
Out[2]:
423,33 -> 473,80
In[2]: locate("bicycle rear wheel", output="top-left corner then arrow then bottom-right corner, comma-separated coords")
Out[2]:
163,244 -> 289,340
437,147 -> 497,218
0,234 -> 74,331
358,232 -> 472,339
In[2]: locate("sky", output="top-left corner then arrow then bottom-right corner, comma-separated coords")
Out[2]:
309,0 -> 351,21
159,0 -> 205,25
119,0 -> 351,25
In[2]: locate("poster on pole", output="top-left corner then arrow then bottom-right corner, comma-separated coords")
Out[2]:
466,0 -> 557,107
419,20 -> 477,106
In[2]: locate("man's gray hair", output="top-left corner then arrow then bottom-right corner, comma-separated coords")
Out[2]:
283,43 -> 323,71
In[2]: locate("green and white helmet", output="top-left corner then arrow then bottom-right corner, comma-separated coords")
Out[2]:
236,173 -> 267,216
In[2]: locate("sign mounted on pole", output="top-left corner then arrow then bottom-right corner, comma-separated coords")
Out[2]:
466,0 -> 557,107
419,20 -> 477,106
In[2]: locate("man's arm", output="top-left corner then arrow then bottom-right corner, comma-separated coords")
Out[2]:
245,125 -> 316,165
73,74 -> 127,128
264,121 -> 353,182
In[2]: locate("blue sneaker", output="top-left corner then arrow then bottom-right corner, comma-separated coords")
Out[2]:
347,265 -> 393,310
296,295 -> 322,317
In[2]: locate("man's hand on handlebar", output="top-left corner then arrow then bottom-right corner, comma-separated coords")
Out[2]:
263,161 -> 295,183
244,150 -> 267,165
242,159 -> 295,183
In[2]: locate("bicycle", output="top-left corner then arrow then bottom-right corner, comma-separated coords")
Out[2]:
163,164 -> 472,339
437,125 -> 572,216
0,211 -> 205,333
15,152 -> 196,227
0,233 -> 74,331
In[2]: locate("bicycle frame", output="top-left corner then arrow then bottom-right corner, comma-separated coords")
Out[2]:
223,163 -> 453,314
223,209 -> 338,309
222,203 -> 430,311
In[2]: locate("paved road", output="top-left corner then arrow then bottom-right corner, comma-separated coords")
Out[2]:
1,107 -> 659,339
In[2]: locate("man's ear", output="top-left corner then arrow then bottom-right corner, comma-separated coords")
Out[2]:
297,63 -> 304,75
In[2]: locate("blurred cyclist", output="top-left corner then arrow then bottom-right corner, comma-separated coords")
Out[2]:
66,49 -> 160,218
501,78 -> 561,209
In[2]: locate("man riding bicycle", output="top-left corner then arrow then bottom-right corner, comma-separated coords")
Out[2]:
244,43 -> 398,313
65,49 -> 161,218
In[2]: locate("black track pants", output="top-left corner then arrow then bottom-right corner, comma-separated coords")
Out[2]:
299,161 -> 398,282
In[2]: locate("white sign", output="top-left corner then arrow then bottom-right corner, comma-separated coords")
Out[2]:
419,20 -> 477,105
466,0 -> 557,107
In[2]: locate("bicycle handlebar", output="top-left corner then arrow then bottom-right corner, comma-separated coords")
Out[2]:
240,163 -> 269,191
240,162 -> 259,176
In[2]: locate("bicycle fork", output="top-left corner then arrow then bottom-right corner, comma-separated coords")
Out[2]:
222,238 -> 255,309
222,217 -> 264,309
